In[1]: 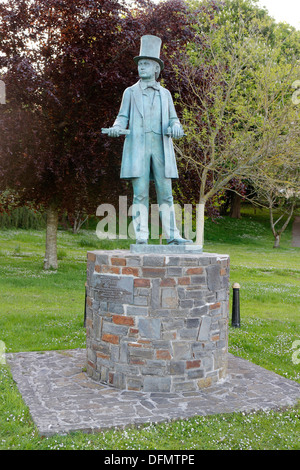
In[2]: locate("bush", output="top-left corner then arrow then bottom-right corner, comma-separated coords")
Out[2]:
0,207 -> 46,230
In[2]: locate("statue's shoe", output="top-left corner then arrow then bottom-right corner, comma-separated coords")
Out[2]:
136,239 -> 148,245
168,238 -> 193,245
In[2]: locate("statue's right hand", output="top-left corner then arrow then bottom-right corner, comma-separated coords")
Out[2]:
107,127 -> 121,138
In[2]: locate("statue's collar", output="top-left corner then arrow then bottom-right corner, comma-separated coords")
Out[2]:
139,80 -> 160,91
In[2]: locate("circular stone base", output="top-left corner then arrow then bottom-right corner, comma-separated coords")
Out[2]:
85,250 -> 229,392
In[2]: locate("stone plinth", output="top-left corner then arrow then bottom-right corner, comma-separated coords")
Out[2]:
86,249 -> 229,392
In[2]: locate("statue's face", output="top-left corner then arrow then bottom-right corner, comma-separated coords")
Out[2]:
138,59 -> 160,80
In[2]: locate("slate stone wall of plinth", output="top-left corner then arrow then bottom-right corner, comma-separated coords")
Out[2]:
86,250 -> 230,392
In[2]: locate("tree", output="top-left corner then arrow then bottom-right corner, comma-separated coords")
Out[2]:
248,121 -> 300,248
170,0 -> 300,246
0,0 -> 141,268
0,0 -> 204,265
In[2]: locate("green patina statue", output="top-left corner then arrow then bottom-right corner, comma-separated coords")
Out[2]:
103,35 -> 192,245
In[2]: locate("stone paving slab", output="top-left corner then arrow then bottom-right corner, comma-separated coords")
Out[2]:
6,349 -> 300,437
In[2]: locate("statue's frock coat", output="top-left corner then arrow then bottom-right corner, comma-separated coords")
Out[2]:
113,81 -> 180,179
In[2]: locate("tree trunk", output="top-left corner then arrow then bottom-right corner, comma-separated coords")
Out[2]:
44,204 -> 58,270
230,193 -> 241,219
273,233 -> 281,248
72,211 -> 88,234
196,202 -> 205,247
269,200 -> 295,250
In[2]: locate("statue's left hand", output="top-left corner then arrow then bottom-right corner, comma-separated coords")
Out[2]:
171,123 -> 184,139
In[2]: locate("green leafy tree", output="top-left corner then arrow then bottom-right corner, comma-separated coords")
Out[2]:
248,113 -> 300,248
171,0 -> 300,246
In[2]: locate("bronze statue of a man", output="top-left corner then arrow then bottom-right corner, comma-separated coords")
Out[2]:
106,35 -> 191,245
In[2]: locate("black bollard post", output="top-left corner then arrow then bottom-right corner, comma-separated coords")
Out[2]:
232,283 -> 240,328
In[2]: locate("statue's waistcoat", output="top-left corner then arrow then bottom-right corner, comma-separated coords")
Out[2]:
142,89 -> 162,135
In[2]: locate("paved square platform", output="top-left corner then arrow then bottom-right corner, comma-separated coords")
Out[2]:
6,349 -> 300,437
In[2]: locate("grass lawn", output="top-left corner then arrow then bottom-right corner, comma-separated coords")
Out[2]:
0,207 -> 299,450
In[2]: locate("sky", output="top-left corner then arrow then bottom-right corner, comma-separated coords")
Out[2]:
148,0 -> 300,30
256,0 -> 300,30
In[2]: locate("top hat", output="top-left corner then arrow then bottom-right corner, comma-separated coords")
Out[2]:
134,35 -> 164,71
